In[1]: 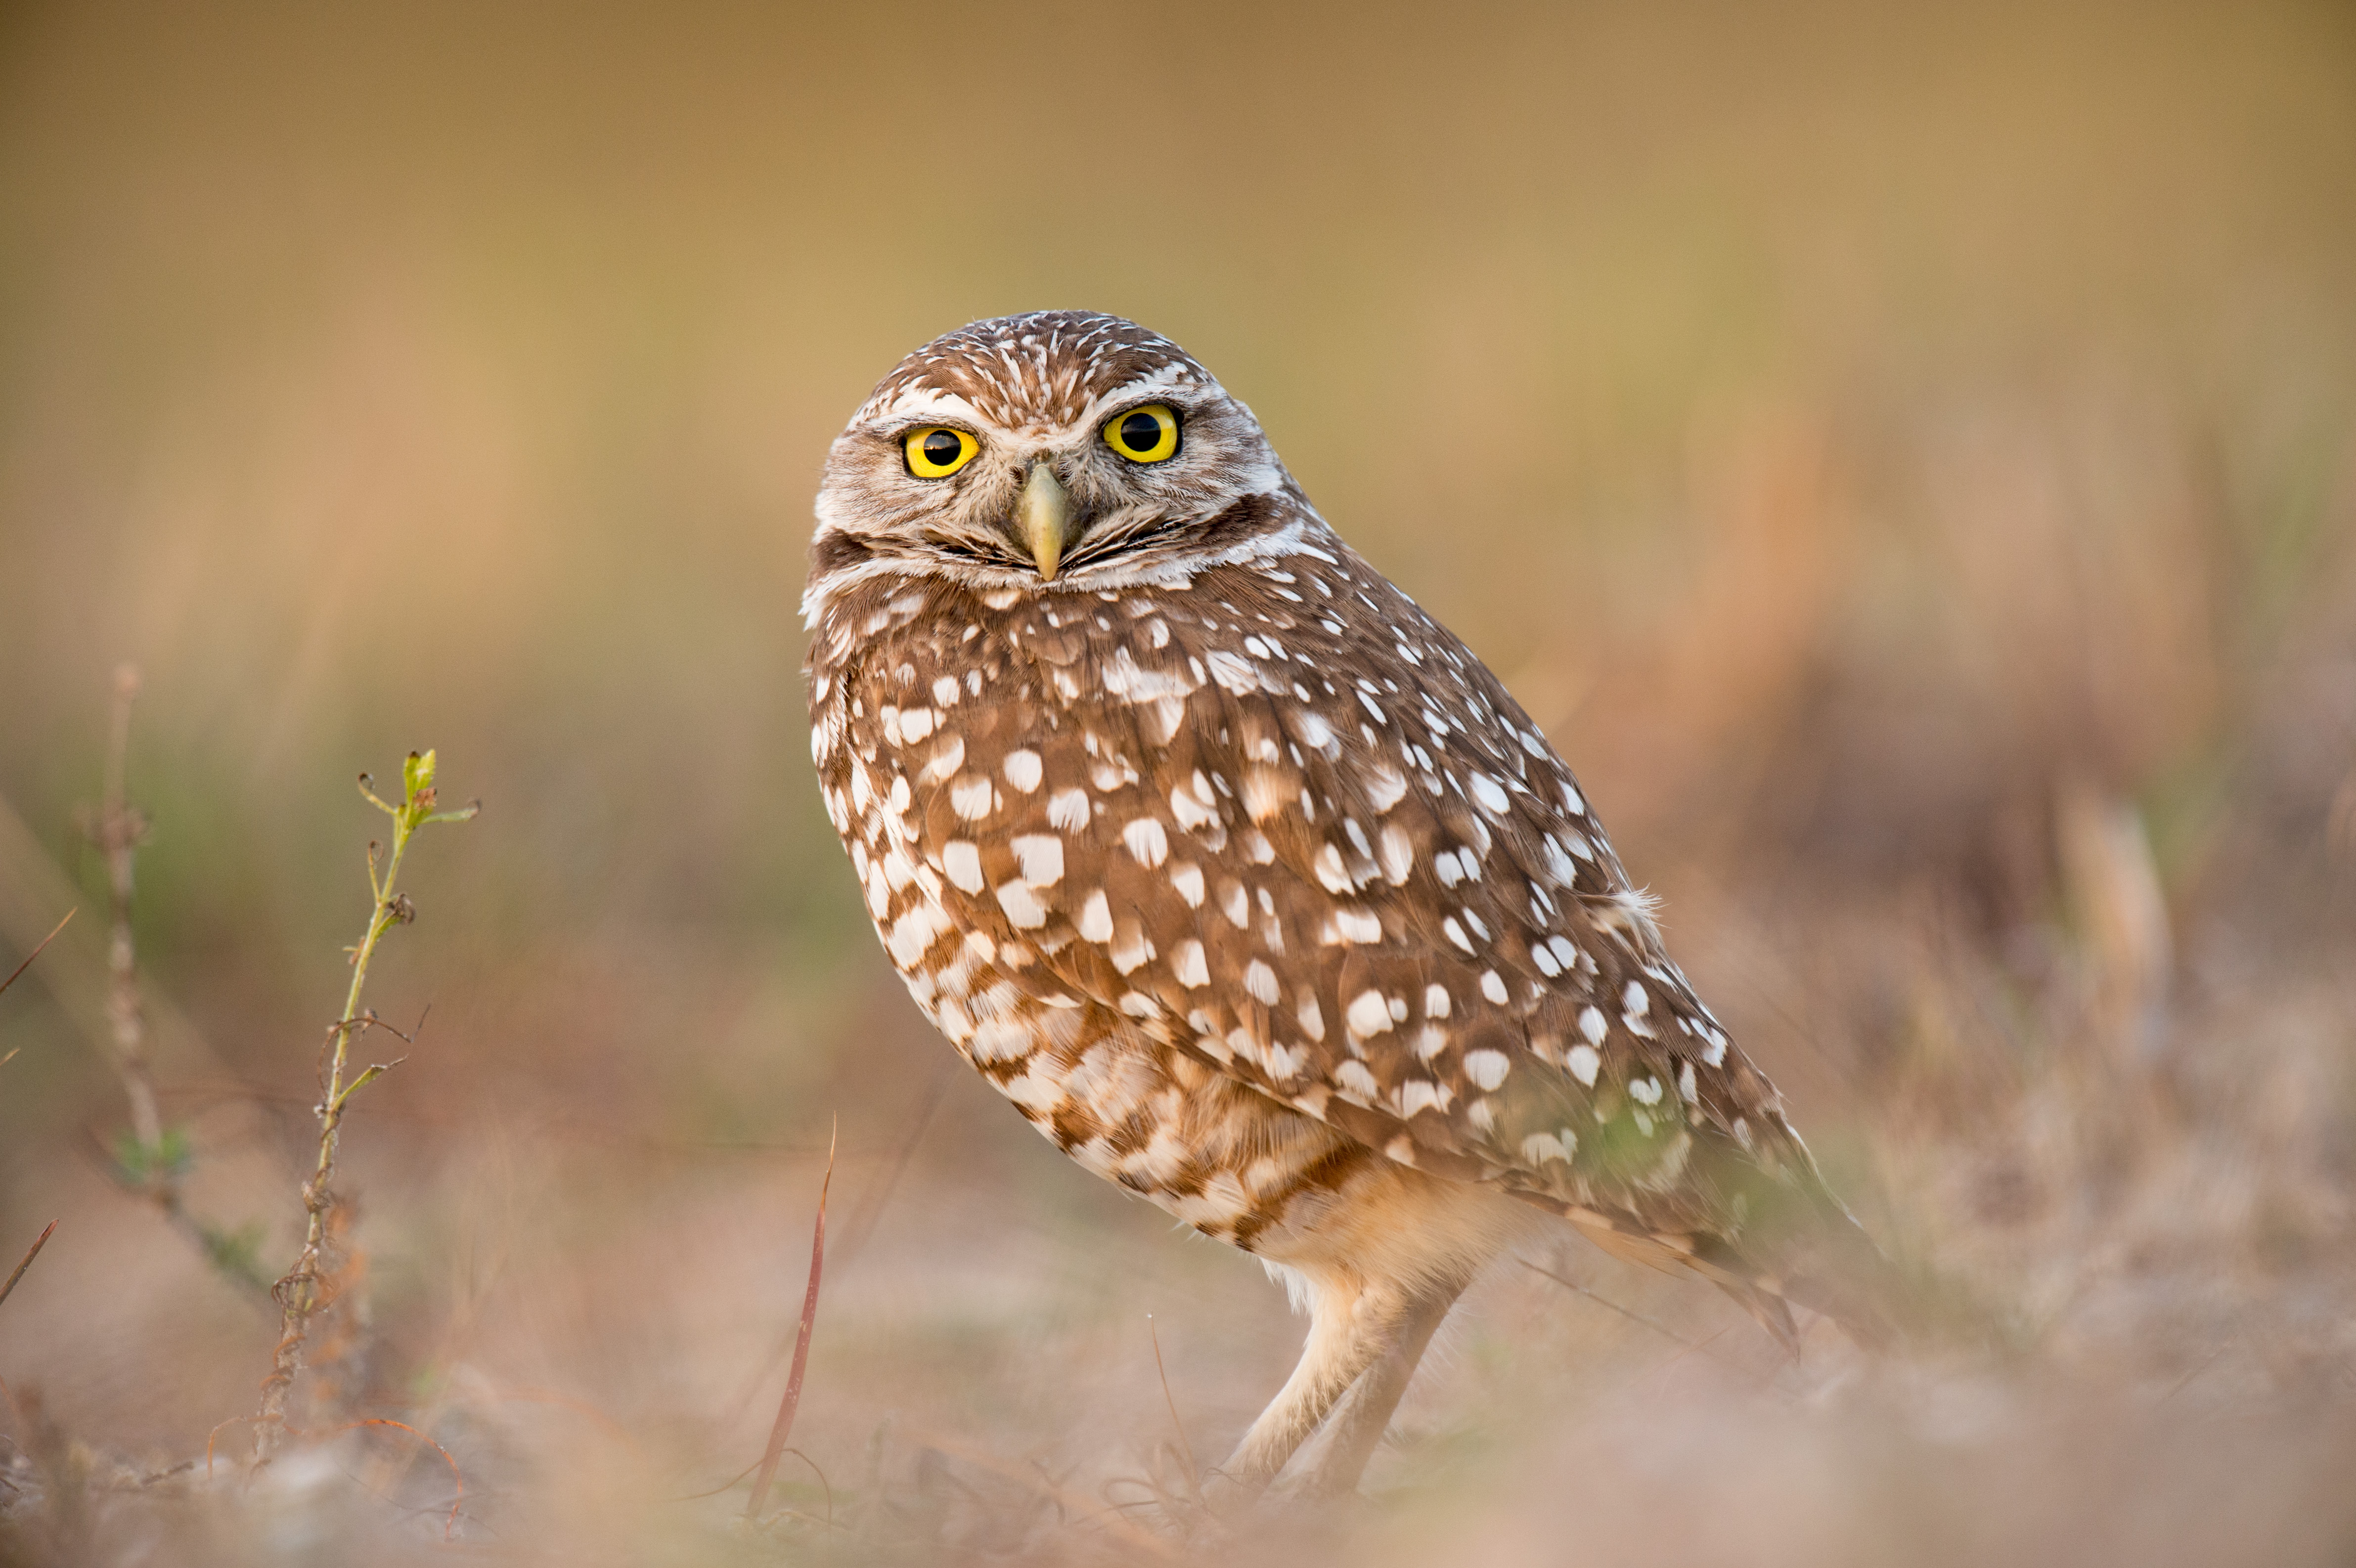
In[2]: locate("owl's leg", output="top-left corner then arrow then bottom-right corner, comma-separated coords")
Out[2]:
1208,1274 -> 1408,1501
1280,1280 -> 1463,1501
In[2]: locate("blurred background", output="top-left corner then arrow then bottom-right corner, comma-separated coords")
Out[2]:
1,0 -> 2353,1562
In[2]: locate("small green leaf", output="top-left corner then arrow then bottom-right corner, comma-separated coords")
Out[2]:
112,1124 -> 193,1186
198,1220 -> 271,1290
403,749 -> 437,802
332,1054 -> 407,1112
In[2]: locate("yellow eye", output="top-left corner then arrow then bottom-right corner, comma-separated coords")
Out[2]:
904,426 -> 978,479
1103,403 -> 1180,464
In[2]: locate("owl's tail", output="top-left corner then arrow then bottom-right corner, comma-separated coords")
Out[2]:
1559,1192 -> 1917,1357
1687,1176 -> 1924,1356
1555,1154 -> 1931,1358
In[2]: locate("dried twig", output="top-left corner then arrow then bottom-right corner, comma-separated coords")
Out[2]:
1521,1259 -> 1776,1388
1146,1315 -> 1200,1497
331,1418 -> 467,1541
65,673 -> 271,1294
1521,1259 -> 1695,1343
674,1458 -> 763,1502
0,1220 -> 58,1313
833,1059 -> 950,1269
902,1430 -> 1181,1561
751,1451 -> 835,1526
2160,1332 -> 2236,1402
207,1414 -> 467,1541
0,909 -> 73,1004
747,1118 -> 835,1520
476,1381 -> 648,1459
83,665 -> 165,1159
253,750 -> 476,1465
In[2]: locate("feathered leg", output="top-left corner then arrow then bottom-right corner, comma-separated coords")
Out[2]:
1284,1279 -> 1463,1500
1211,1274 -> 1410,1500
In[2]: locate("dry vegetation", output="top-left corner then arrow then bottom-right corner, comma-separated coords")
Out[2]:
3,1 -> 2355,1563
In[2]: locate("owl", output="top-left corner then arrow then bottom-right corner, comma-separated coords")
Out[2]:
802,311 -> 1902,1502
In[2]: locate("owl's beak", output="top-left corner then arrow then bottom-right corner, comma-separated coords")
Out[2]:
1017,459 -> 1077,581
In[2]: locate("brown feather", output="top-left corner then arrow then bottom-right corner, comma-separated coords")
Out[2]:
802,309 -> 1902,1360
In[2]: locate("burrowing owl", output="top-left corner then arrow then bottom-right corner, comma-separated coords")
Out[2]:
803,311 -> 1899,1500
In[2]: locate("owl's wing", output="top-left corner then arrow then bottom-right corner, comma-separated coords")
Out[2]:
852,545 -> 1896,1341
989,547 -> 1895,1337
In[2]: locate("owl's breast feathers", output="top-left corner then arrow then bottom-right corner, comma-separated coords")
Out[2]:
805,522 -> 1901,1346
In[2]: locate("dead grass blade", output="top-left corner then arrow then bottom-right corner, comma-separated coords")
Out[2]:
902,1429 -> 1181,1561
204,1413 -> 259,1475
326,1418 -> 467,1541
833,1059 -> 950,1269
203,1413 -> 466,1540
1521,1260 -> 1779,1388
1146,1314 -> 1200,1497
0,1220 -> 58,1313
481,1381 -> 648,1460
746,1116 -> 834,1521
672,1458 -> 761,1502
0,908 -> 74,1004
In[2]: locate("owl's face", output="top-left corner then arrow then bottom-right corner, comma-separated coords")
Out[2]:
809,312 -> 1307,604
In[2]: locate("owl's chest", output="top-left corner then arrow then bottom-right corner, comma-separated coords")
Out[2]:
807,603 -> 1159,942
813,655 -> 1053,958
807,617 -> 1115,1028
807,618 -> 1366,1247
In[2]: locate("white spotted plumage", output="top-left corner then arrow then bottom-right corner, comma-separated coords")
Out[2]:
802,310 -> 1905,1501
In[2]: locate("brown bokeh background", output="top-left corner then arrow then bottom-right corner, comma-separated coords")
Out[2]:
2,2 -> 2354,1562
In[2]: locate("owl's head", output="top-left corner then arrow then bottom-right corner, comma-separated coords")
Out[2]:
807,312 -> 1310,609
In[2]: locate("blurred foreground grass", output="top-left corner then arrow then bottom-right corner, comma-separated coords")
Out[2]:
2,0 -> 2354,1562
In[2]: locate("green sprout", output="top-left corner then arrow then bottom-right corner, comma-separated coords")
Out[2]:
255,750 -> 477,1462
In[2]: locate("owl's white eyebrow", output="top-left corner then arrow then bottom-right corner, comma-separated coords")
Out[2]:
1074,362 -> 1205,423
861,363 -> 1215,437
866,388 -> 991,428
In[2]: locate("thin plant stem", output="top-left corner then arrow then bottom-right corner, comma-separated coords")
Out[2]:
1520,1260 -> 1780,1390
0,1220 -> 58,1314
1147,1315 -> 1200,1497
747,1118 -> 835,1521
832,1060 -> 949,1270
253,751 -> 474,1465
89,665 -> 162,1155
0,909 -> 73,1004
69,676 -> 273,1295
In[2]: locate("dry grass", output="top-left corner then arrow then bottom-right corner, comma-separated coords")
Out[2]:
3,0 -> 2356,1563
